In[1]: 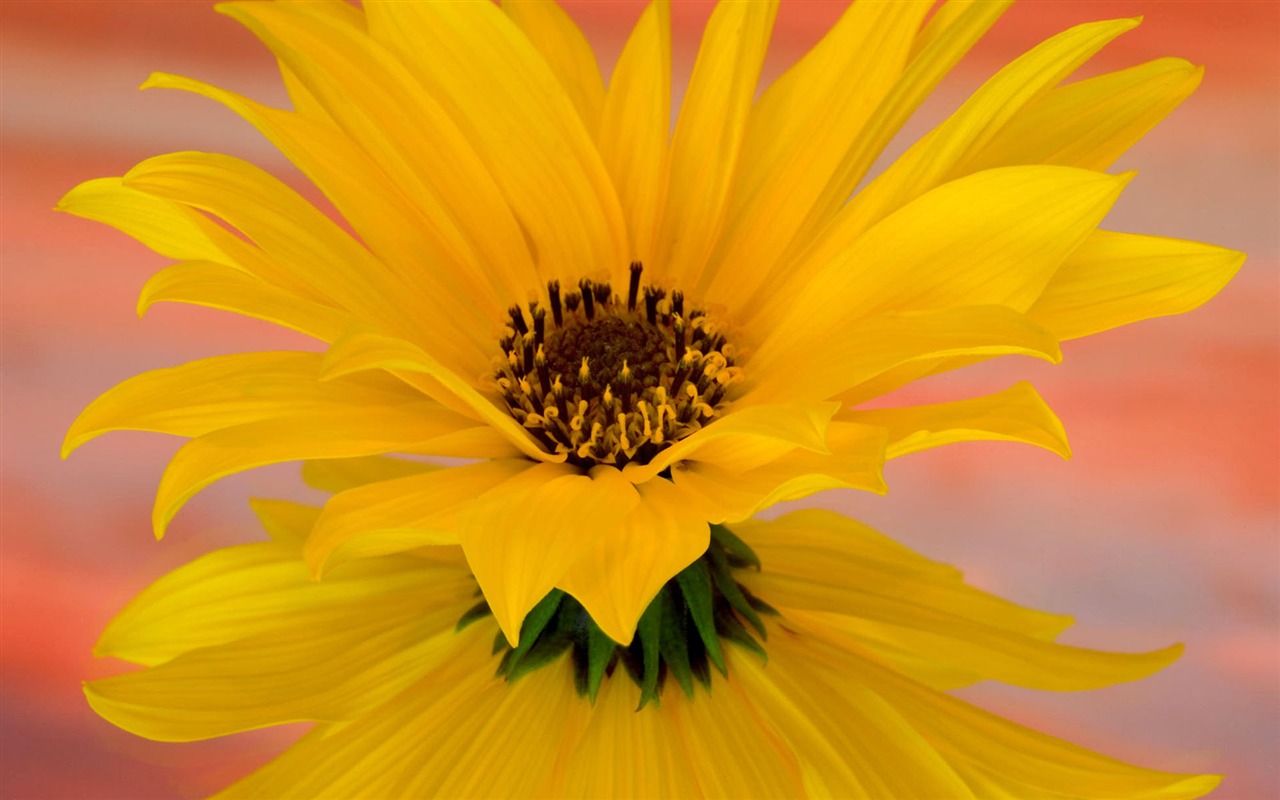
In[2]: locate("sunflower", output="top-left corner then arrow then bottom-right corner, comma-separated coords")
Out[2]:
60,0 -> 1241,651
87,466 -> 1217,798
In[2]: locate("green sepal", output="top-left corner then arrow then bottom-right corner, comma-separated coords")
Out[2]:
717,610 -> 767,664
506,633 -> 573,684
584,625 -> 615,703
635,595 -> 663,709
492,630 -> 509,656
710,523 -> 761,571
707,544 -> 767,639
456,599 -> 492,632
505,590 -> 565,676
658,587 -> 696,699
676,560 -> 726,676
740,584 -> 781,617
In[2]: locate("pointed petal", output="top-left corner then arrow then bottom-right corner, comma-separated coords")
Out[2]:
64,351 -> 414,457
362,0 -> 627,285
757,165 -> 1126,371
707,1 -> 927,306
597,0 -> 671,263
503,0 -> 605,134
300,455 -> 437,494
751,304 -> 1061,407
321,328 -> 559,463
1029,230 -> 1246,340
305,460 -> 531,575
557,477 -> 709,644
56,177 -> 225,262
961,58 -> 1203,174
653,0 -> 778,288
153,403 -> 484,538
456,464 -> 639,646
842,381 -> 1071,460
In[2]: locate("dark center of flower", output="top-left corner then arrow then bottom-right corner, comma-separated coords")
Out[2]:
494,262 -> 742,469
456,524 -> 776,707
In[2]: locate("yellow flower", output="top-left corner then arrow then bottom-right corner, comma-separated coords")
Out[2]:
87,467 -> 1217,798
61,0 -> 1240,650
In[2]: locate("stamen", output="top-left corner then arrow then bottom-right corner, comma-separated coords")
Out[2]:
494,264 -> 740,469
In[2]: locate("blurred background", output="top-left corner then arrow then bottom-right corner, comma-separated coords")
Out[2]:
2,1 -> 1276,797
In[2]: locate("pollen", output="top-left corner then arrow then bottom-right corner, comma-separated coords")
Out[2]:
494,262 -> 742,468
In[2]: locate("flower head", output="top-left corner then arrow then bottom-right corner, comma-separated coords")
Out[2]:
60,0 -> 1242,649
88,472 -> 1217,798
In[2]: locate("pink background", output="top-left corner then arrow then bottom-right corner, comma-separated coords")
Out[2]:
3,1 -> 1277,797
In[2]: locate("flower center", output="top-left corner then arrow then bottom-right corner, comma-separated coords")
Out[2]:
457,524 -> 775,706
494,263 -> 742,469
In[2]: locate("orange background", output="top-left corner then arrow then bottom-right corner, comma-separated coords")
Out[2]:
2,1 -> 1277,797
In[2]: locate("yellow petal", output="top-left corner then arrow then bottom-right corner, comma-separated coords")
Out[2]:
456,464 -> 639,646
707,0 -> 927,306
56,177 -> 225,263
751,304 -> 1062,407
217,1 -> 540,303
362,0 -> 628,287
652,0 -> 777,288
597,0 -> 670,264
248,498 -> 319,549
556,477 -> 709,645
621,401 -> 840,484
816,18 -> 1140,253
305,459 -> 531,575
960,58 -> 1203,174
842,381 -> 1071,460
153,403 -> 482,538
758,164 -> 1126,372
673,422 -> 889,523
63,351 -> 414,457
738,637 -> 973,798
772,0 -> 1012,277
503,0 -> 605,134
552,671 -> 701,798
734,510 -> 1072,641
89,579 -> 475,742
321,328 -> 560,463
142,71 -> 513,326
138,260 -> 353,342
95,540 -> 467,668
829,637 -> 1221,799
1029,230 -> 1246,340
300,455 -> 437,494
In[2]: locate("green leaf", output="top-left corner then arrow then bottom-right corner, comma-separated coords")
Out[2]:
455,599 -> 492,632
506,590 -> 565,675
717,611 -> 767,664
659,588 -> 695,699
676,560 -> 726,676
635,591 -> 664,709
507,633 -> 573,683
585,625 -> 616,703
707,545 -> 767,639
710,523 -> 761,570
492,630 -> 509,656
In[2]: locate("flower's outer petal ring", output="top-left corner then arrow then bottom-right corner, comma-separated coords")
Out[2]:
152,403 -> 487,539
456,464 -> 640,647
305,459 -> 532,577
556,477 -> 710,645
248,499 -> 320,549
1029,230 -> 1246,341
841,381 -> 1071,460
300,456 -> 438,495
